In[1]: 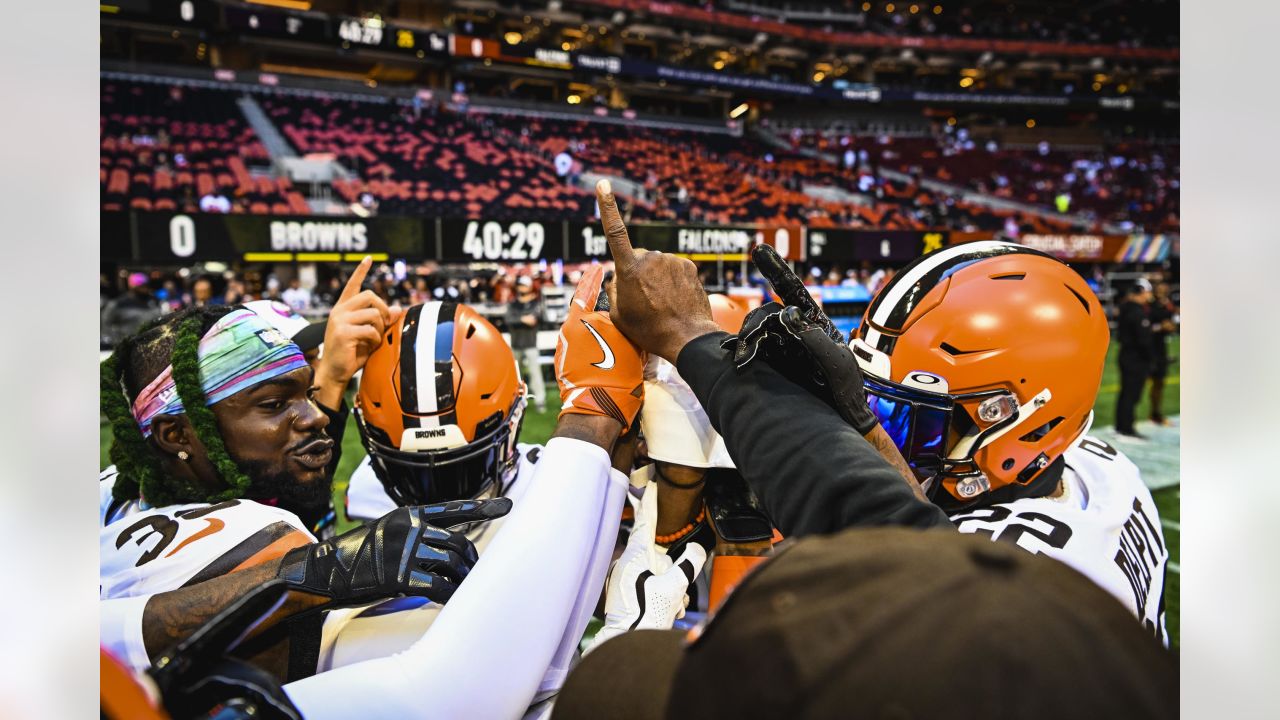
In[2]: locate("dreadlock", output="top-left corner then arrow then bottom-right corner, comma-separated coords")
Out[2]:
171,314 -> 252,501
101,304 -> 248,506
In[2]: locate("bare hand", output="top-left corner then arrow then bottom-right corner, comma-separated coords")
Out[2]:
314,256 -> 393,409
597,179 -> 719,362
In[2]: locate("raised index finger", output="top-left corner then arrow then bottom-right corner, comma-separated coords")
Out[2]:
337,256 -> 373,305
595,179 -> 635,270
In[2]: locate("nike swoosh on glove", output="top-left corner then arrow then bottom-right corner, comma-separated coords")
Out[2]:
276,498 -> 511,609
554,263 -> 646,431
587,481 -> 708,653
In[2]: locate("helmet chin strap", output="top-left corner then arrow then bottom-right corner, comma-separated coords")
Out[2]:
947,387 -> 1054,461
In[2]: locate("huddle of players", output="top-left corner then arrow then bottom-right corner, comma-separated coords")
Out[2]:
100,184 -> 1174,719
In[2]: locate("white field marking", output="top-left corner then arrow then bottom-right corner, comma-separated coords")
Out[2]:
1168,561 -> 1181,574
1162,519 -> 1180,532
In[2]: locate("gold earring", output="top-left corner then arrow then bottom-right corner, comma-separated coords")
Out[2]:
178,451 -> 190,461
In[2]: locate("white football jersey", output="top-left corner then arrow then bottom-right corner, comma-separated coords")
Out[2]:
100,466 -> 316,600
320,443 -> 544,670
947,437 -> 1169,644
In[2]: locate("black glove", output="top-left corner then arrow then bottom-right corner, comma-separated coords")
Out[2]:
722,244 -> 881,436
276,498 -> 512,608
776,305 -> 879,435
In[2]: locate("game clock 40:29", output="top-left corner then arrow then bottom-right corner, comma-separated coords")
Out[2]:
459,221 -> 546,261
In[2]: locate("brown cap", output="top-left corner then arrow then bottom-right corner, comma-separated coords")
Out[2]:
554,527 -> 1176,720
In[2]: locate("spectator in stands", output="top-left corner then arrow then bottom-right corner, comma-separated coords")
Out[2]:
199,192 -> 231,213
101,272 -> 162,347
191,276 -> 215,308
506,276 -> 546,413
370,275 -> 391,304
358,184 -> 378,213
491,275 -> 515,304
155,280 -> 178,311
224,278 -> 245,306
409,277 -> 429,305
316,275 -> 343,308
282,278 -> 312,313
1147,280 -> 1179,426
1115,278 -> 1155,439
554,150 -> 574,185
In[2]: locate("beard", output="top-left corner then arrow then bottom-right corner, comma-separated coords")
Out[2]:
240,458 -> 333,527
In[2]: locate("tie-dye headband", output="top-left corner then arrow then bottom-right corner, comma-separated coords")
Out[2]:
131,308 -> 309,437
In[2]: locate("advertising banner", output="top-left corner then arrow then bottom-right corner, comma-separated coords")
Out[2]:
1019,234 -> 1129,262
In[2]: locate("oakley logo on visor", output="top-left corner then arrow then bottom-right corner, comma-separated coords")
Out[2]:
903,372 -> 949,393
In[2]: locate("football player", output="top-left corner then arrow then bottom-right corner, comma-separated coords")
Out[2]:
324,267 -> 647,683
324,299 -> 538,665
99,297 -> 507,678
101,271 -> 645,719
283,264 -> 642,718
850,241 -> 1170,642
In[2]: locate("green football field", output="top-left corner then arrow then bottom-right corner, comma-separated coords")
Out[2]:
100,337 -> 1180,645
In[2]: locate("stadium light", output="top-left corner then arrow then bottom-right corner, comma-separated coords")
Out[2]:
886,3 -> 896,12
959,77 -> 973,88
910,4 -> 920,13
730,103 -> 749,118
933,4 -> 943,14
567,94 -> 582,104
1026,119 -> 1036,128
504,32 -> 522,44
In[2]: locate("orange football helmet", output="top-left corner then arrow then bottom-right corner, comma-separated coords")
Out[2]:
355,301 -> 526,506
852,241 -> 1109,507
707,293 -> 750,333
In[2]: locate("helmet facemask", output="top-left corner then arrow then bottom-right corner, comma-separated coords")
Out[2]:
354,395 -> 525,507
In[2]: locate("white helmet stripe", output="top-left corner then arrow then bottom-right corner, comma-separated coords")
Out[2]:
412,300 -> 444,428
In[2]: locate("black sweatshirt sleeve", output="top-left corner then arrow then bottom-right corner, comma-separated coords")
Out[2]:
676,331 -> 952,538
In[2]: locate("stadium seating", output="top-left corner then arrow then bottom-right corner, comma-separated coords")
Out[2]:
260,95 -> 596,220
100,80 -> 310,214
99,80 -> 1173,233
502,116 -> 1076,233
783,129 -> 1179,231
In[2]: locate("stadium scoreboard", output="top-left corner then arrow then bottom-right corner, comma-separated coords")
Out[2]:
103,212 -> 966,266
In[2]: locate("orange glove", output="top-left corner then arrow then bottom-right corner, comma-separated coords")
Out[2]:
555,264 -> 645,431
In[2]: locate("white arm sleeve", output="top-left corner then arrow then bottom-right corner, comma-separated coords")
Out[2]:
100,594 -> 152,672
283,437 -> 625,720
535,466 -> 628,697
